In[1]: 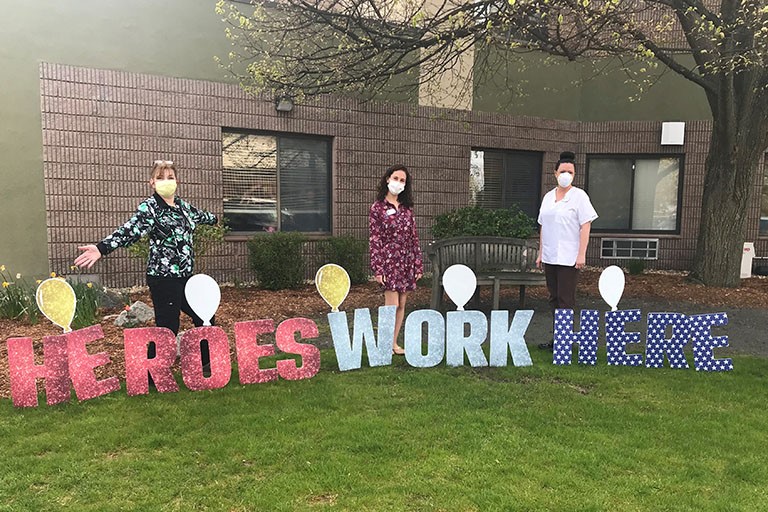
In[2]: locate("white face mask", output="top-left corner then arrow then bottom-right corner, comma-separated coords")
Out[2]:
388,180 -> 405,195
557,172 -> 573,188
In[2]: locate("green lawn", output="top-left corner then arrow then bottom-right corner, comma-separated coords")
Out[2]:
1,349 -> 767,511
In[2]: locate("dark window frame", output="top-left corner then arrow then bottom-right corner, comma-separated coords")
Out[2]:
759,156 -> 768,237
222,127 -> 333,235
586,153 -> 685,235
470,147 -> 543,221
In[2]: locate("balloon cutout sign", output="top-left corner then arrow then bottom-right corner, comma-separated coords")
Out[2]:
598,265 -> 625,311
4,263 -> 735,409
36,278 -> 77,332
442,264 -> 477,311
315,264 -> 351,312
185,274 -> 221,325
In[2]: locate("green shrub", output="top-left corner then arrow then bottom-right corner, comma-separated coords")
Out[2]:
247,232 -> 306,290
627,259 -> 646,275
128,223 -> 228,272
431,205 -> 536,240
317,236 -> 369,285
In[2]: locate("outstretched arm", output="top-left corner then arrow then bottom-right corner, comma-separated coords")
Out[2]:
74,203 -> 153,269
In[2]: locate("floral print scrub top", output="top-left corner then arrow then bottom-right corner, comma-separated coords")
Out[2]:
369,200 -> 423,292
96,193 -> 217,278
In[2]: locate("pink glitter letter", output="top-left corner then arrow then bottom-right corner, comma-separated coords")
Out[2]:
180,327 -> 231,391
234,320 -> 278,385
124,327 -> 180,395
7,335 -> 70,407
66,325 -> 120,402
275,318 -> 320,381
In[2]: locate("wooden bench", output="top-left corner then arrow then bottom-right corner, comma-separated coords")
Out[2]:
427,236 -> 546,310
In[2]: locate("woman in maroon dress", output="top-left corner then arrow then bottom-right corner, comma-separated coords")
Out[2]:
369,165 -> 423,355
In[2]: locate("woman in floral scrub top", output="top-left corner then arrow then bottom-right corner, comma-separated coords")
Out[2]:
369,165 -> 423,355
74,160 -> 218,373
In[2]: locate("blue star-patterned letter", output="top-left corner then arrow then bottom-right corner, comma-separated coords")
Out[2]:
552,309 -> 600,366
645,313 -> 690,369
605,310 -> 644,367
690,313 -> 733,372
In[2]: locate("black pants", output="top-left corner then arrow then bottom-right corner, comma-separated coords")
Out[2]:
146,275 -> 212,367
543,264 -> 579,314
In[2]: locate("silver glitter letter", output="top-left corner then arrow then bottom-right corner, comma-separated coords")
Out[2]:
446,311 -> 488,367
329,306 -> 396,371
489,310 -> 533,367
404,309 -> 445,368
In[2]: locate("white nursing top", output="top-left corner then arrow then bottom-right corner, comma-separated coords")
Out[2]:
537,186 -> 598,266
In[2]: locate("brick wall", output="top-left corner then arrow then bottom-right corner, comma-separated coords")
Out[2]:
40,63 -> 768,287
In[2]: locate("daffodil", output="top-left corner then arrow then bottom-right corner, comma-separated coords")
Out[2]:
86,282 -> 93,288
2,281 -> 9,288
0,265 -> 5,272
36,280 -> 42,284
16,273 -> 21,279
50,272 -> 56,278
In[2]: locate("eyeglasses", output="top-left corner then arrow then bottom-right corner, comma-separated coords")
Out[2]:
153,160 -> 174,165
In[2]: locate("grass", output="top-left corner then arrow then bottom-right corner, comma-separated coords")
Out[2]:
1,348 -> 767,511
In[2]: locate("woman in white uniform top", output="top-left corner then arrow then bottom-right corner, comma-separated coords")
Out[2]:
536,151 -> 598,326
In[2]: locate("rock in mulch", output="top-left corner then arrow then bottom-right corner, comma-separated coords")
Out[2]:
114,301 -> 154,328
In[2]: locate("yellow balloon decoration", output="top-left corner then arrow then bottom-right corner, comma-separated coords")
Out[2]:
36,278 -> 77,333
315,264 -> 351,312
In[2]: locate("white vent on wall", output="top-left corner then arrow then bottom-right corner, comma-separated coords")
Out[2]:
661,122 -> 685,145
601,238 -> 659,260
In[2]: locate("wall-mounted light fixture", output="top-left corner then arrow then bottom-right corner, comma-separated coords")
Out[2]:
275,95 -> 294,113
661,121 -> 685,145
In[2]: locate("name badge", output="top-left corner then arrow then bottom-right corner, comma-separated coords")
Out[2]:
386,208 -> 396,216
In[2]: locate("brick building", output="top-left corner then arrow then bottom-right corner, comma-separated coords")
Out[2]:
3,1 -> 767,287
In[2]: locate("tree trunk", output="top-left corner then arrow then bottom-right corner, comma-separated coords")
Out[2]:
690,120 -> 762,287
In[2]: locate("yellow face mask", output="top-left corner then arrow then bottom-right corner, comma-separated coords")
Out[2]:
154,179 -> 177,199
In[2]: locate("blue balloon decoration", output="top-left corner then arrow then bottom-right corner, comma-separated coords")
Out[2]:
690,313 -> 733,372
404,309 -> 445,368
552,309 -> 600,366
489,310 -> 533,367
645,313 -> 690,369
605,309 -> 644,367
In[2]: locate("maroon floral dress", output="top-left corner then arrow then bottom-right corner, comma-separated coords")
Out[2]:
369,200 -> 424,292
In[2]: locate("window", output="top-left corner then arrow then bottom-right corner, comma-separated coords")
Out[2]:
222,131 -> 331,233
601,238 -> 658,260
587,156 -> 681,232
470,149 -> 542,220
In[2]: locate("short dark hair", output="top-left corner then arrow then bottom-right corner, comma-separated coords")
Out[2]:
376,164 -> 414,208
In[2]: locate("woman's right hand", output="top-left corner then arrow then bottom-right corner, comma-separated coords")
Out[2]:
375,274 -> 385,285
536,254 -> 542,269
74,245 -> 102,269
